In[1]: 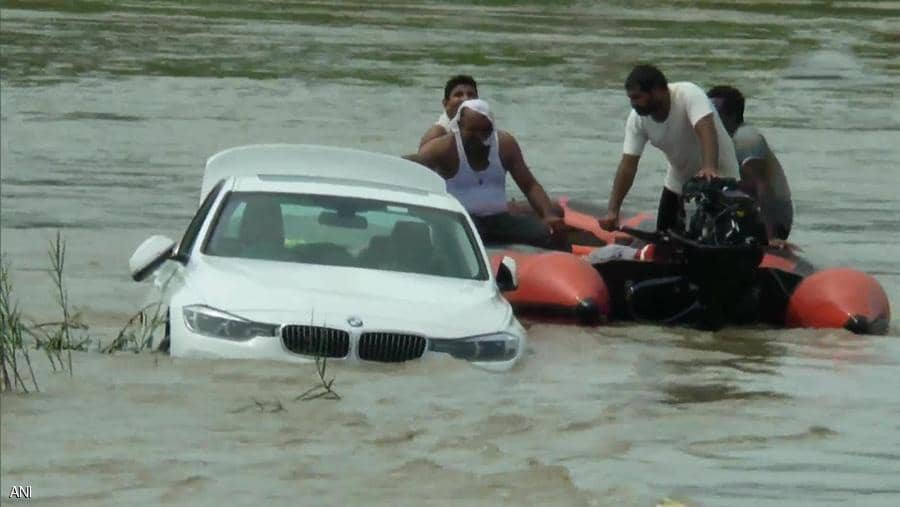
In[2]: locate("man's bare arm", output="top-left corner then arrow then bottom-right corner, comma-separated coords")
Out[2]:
418,125 -> 448,150
606,154 -> 640,217
499,132 -> 557,219
741,159 -> 775,239
403,135 -> 450,174
740,159 -> 770,197
693,113 -> 719,177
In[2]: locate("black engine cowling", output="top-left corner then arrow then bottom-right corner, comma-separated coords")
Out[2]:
681,177 -> 768,248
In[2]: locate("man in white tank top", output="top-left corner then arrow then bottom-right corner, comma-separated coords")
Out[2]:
406,99 -> 569,251
418,75 -> 479,149
599,65 -> 739,234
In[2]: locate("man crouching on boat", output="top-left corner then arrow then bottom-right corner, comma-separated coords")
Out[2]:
707,85 -> 794,243
405,98 -> 570,251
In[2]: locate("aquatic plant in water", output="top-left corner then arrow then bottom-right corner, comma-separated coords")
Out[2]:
28,232 -> 91,373
295,353 -> 341,401
0,256 -> 40,393
296,314 -> 340,401
101,301 -> 167,354
1,233 -> 89,391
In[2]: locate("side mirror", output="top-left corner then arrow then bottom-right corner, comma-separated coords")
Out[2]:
496,255 -> 518,292
129,235 -> 177,282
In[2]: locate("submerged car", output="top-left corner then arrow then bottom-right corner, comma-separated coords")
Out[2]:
129,144 -> 525,371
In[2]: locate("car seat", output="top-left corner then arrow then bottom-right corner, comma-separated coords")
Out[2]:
390,221 -> 433,274
239,198 -> 285,259
359,235 -> 393,269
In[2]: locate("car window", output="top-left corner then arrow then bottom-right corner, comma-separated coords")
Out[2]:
204,191 -> 487,280
218,200 -> 246,240
175,179 -> 224,259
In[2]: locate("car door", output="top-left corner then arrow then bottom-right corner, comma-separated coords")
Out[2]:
152,179 -> 227,295
174,179 -> 227,261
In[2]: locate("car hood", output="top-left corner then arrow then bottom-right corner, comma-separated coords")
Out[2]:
184,256 -> 510,338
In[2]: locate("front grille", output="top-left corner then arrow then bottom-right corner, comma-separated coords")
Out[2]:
358,332 -> 427,362
281,325 -> 350,358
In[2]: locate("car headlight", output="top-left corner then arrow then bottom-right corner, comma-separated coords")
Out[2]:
429,332 -> 519,362
182,305 -> 279,341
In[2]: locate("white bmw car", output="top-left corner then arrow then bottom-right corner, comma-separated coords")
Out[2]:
129,144 -> 526,371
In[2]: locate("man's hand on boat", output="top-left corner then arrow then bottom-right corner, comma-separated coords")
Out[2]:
598,211 -> 619,231
696,166 -> 718,180
543,213 -> 568,236
769,238 -> 803,252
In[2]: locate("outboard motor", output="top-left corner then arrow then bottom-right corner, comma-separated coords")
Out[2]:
620,177 -> 768,330
677,177 -> 767,328
681,177 -> 767,249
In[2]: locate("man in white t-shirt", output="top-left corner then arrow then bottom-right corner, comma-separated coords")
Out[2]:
418,75 -> 479,149
599,65 -> 739,234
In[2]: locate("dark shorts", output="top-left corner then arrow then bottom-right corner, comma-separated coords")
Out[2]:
656,187 -> 685,234
472,212 -> 570,251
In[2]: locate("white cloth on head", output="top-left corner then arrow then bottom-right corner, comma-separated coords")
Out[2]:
452,98 -> 494,125
622,82 -> 739,194
451,98 -> 496,147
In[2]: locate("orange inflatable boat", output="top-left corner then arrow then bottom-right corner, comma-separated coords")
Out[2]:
494,179 -> 890,335
489,248 -> 609,325
564,194 -> 890,334
785,268 -> 891,334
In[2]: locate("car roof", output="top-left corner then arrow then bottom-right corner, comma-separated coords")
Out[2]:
201,144 -> 447,204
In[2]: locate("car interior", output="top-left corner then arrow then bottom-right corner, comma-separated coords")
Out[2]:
357,220 -> 436,274
206,194 -> 472,278
236,198 -> 289,260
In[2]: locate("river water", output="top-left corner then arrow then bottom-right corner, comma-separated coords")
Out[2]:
2,1 -> 899,506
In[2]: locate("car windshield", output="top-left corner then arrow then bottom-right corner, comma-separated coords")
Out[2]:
203,191 -> 487,280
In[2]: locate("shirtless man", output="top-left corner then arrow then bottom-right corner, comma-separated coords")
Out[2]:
599,64 -> 739,234
406,99 -> 569,251
418,75 -> 479,149
707,85 -> 794,241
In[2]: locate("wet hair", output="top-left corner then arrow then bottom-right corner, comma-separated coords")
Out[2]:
443,75 -> 478,101
707,85 -> 745,125
624,64 -> 668,92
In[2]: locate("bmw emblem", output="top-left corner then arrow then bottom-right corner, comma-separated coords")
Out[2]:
347,316 -> 363,328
